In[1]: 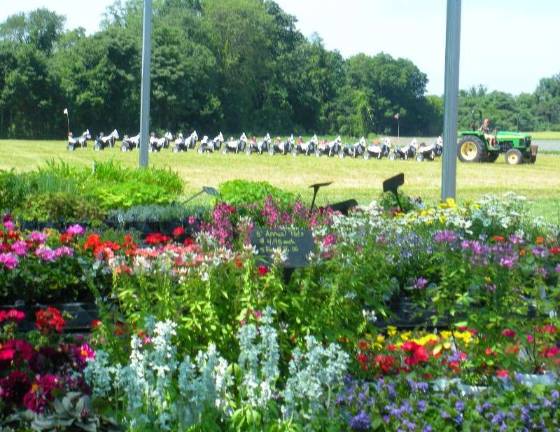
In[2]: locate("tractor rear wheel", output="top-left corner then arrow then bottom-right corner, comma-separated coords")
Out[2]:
505,149 -> 523,165
458,136 -> 485,162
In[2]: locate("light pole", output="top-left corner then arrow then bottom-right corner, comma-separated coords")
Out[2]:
441,0 -> 462,200
139,0 -> 153,168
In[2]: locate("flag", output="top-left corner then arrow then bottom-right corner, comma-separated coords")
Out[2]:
63,108 -> 68,116
394,113 -> 399,120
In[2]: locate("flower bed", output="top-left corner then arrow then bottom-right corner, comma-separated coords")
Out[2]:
1,192 -> 559,430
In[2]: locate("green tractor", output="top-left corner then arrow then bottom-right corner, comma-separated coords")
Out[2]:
457,112 -> 538,164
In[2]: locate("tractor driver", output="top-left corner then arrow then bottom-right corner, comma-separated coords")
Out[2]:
479,118 -> 496,145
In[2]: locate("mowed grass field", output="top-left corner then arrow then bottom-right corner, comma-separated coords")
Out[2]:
1,139 -> 559,223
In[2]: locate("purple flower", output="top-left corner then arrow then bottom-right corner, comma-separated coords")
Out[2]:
509,234 -> 524,244
28,231 -> 47,244
11,241 -> 28,256
35,246 -> 56,262
551,390 -> 559,400
414,277 -> 428,290
433,230 -> 458,244
66,224 -> 85,236
455,400 -> 465,412
531,246 -> 548,258
499,256 -> 515,269
349,411 -> 371,431
422,426 -> 433,432
0,252 -> 19,270
417,400 -> 427,412
555,264 -> 560,274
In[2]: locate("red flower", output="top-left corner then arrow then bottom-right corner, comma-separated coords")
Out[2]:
496,369 -> 509,378
258,265 -> 269,277
357,339 -> 369,351
485,347 -> 496,357
402,341 -> 429,367
491,235 -> 505,242
172,226 -> 185,238
501,328 -> 516,338
375,354 -> 397,374
183,237 -> 194,247
357,353 -> 369,370
91,319 -> 102,329
541,346 -> 560,358
549,246 -> 560,255
35,307 -> 65,334
145,233 -> 170,245
59,232 -> 73,244
83,234 -> 102,251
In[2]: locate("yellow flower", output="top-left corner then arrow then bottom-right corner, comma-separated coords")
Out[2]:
387,326 -> 397,337
400,331 -> 412,341
440,331 -> 452,340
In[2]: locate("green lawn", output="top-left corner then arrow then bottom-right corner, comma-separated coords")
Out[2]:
527,131 -> 560,140
1,139 -> 559,223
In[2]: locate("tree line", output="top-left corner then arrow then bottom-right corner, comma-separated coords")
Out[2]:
0,0 -> 559,140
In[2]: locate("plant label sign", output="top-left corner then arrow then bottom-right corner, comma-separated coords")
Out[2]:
251,227 -> 314,268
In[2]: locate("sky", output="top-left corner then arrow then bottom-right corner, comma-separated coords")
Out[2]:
1,0 -> 559,95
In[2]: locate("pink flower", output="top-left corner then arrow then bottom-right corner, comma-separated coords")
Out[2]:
53,246 -> 73,258
501,328 -> 516,338
0,309 -> 25,324
27,231 -> 47,244
0,252 -> 19,269
66,224 -> 85,236
526,334 -> 534,343
3,220 -> 15,231
496,369 -> 509,378
10,241 -> 27,256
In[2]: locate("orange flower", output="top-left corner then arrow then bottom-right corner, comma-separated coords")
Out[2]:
535,236 -> 544,245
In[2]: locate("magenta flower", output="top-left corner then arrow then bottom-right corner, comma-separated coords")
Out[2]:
0,309 -> 25,323
66,224 -> 85,236
556,264 -> 560,273
0,253 -> 19,270
10,241 -> 28,256
3,220 -> 15,231
27,232 -> 47,244
35,246 -> 56,262
0,371 -> 31,405
23,374 -> 59,413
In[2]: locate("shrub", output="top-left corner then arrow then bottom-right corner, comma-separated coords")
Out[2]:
219,180 -> 296,208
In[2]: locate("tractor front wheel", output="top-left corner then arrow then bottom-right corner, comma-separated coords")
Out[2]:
505,149 -> 523,165
457,136 -> 485,162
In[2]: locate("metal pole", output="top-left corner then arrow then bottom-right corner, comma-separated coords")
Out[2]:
139,0 -> 153,168
441,0 -> 461,200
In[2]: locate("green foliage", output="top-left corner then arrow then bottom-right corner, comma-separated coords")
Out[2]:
219,180 -> 296,208
2,161 -> 183,221
14,191 -> 105,222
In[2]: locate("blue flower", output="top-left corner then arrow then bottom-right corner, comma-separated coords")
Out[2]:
349,411 -> 371,431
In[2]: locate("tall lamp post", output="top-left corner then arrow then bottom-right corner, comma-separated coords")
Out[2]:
139,0 -> 153,168
441,0 -> 462,200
